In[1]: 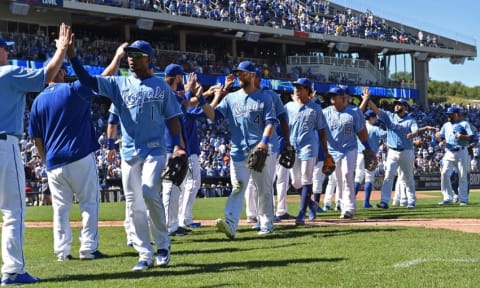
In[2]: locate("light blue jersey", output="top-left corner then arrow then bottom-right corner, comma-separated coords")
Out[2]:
285,100 -> 326,160
97,75 -> 182,161
0,66 -> 45,137
323,104 -> 365,162
378,110 -> 418,150
440,121 -> 473,150
215,88 -> 277,162
264,89 -> 284,154
357,123 -> 387,154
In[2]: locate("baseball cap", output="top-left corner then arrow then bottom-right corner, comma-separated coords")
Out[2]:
255,68 -> 263,78
292,78 -> 312,89
0,37 -> 14,49
327,87 -> 345,96
364,109 -> 377,119
445,106 -> 461,114
232,61 -> 256,73
393,99 -> 410,110
124,40 -> 153,56
164,64 -> 186,77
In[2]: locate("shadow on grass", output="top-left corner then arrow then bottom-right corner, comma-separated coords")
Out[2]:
41,257 -> 345,283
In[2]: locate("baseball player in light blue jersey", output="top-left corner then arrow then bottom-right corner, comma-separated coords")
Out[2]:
162,64 -> 193,237
436,107 -> 475,205
323,87 -> 371,219
28,47 -> 125,263
311,97 -> 327,211
0,24 -> 71,286
69,40 -> 185,271
353,109 -> 386,208
366,96 -> 419,209
245,69 -> 290,225
285,78 -> 329,224
199,61 -> 277,238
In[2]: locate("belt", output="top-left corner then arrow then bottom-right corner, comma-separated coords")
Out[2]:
450,147 -> 465,152
389,147 -> 404,152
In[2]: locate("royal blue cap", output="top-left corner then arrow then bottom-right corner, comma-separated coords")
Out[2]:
364,109 -> 376,119
446,106 -> 461,114
164,64 -> 186,77
292,78 -> 312,89
0,37 -> 14,48
124,40 -> 153,56
255,68 -> 263,78
393,99 -> 410,110
233,61 -> 256,73
327,87 -> 345,96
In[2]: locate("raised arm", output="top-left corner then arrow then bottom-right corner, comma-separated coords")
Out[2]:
67,35 -> 99,92
45,23 -> 72,83
101,43 -> 128,76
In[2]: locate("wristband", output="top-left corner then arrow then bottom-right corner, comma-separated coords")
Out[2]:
261,135 -> 270,144
198,95 -> 207,106
172,135 -> 181,147
107,138 -> 116,150
362,141 -> 371,150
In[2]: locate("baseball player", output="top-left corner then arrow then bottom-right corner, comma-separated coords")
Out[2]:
323,87 -> 371,219
436,106 -> 475,205
245,68 -> 292,225
69,39 -> 185,271
28,43 -> 126,262
162,64 -> 192,236
365,96 -> 419,209
199,61 -> 277,238
286,78 -> 329,224
0,24 -> 71,286
353,109 -> 386,208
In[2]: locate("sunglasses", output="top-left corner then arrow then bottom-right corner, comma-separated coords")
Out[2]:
235,71 -> 251,77
127,51 -> 149,58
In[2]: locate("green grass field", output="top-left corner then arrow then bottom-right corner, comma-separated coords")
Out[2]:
13,190 -> 480,287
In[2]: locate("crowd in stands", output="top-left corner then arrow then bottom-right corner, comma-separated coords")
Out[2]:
75,0 -> 442,48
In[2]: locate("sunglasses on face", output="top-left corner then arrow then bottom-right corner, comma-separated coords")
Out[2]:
127,51 -> 149,58
235,71 -> 251,77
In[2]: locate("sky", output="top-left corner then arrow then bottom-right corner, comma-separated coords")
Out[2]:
342,0 -> 480,87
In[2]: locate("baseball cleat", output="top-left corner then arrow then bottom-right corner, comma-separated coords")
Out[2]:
257,228 -> 273,235
216,219 -> 235,239
57,254 -> 73,262
1,272 -> 40,286
438,200 -> 453,205
156,248 -> 170,266
376,202 -> 389,209
132,260 -> 154,271
340,211 -> 354,219
79,250 -> 107,260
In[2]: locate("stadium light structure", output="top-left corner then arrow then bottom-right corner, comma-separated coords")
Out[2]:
10,2 -> 30,16
381,48 -> 389,54
244,32 -> 260,42
327,42 -> 336,48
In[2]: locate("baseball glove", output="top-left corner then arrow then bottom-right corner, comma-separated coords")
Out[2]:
247,146 -> 269,172
161,153 -> 189,186
322,154 -> 336,175
279,145 -> 296,169
363,149 -> 378,172
453,124 -> 467,136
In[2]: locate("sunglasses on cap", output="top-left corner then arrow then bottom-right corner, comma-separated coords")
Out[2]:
127,51 -> 149,58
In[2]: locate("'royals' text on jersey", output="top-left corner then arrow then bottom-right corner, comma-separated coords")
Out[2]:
215,88 -> 277,162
